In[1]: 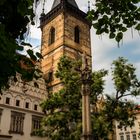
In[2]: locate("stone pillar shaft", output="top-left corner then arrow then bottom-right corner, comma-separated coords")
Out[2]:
81,85 -> 92,140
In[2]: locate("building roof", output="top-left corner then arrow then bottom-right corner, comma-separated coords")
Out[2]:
40,0 -> 91,28
51,0 -> 79,9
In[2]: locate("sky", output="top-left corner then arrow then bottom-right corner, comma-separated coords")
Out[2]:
28,0 -> 140,102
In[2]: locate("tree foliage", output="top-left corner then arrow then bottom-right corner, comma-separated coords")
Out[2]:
87,0 -> 140,42
0,0 -> 42,93
40,56 -> 140,140
0,0 -> 139,91
40,56 -> 82,140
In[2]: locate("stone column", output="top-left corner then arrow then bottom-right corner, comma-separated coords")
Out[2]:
81,53 -> 93,140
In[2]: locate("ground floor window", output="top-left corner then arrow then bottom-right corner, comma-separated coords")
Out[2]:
9,111 -> 25,135
31,115 -> 42,136
132,133 -> 137,140
120,135 -> 124,140
126,134 -> 130,140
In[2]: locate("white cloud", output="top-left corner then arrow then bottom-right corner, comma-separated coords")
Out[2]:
30,25 -> 41,39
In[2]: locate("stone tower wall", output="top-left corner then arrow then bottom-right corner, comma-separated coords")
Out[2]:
41,11 -> 91,92
64,13 -> 91,57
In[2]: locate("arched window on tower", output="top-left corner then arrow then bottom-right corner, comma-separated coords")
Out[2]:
74,26 -> 80,43
49,27 -> 55,45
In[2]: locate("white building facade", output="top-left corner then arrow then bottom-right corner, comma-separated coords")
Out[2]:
0,75 -> 47,140
115,112 -> 140,140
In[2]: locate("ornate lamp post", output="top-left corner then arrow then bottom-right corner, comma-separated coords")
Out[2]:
81,54 -> 93,140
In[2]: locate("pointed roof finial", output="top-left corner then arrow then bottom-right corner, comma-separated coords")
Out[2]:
88,0 -> 90,11
40,0 -> 46,17
42,0 -> 45,14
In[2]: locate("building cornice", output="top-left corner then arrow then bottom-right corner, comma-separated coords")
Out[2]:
0,104 -> 44,116
8,88 -> 46,101
0,134 -> 12,138
40,2 -> 91,28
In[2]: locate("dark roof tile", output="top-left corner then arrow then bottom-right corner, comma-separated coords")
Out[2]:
51,0 -> 79,9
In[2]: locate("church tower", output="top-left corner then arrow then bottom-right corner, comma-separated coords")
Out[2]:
40,0 -> 91,92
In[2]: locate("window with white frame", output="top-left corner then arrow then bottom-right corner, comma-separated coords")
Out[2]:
5,97 -> 10,104
25,102 -> 29,109
31,115 -> 42,136
5,93 -> 12,105
120,135 -> 124,140
16,99 -> 20,107
34,104 -> 38,111
9,111 -> 25,135
132,133 -> 137,140
126,134 -> 130,140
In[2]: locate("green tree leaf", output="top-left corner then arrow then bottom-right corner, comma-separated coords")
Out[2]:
27,49 -> 37,61
109,32 -> 115,39
115,32 -> 123,42
17,46 -> 24,51
88,0 -> 140,42
36,52 -> 43,59
135,24 -> 140,30
21,42 -> 32,47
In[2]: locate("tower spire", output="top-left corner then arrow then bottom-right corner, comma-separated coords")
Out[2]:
88,0 -> 91,11
51,0 -> 79,10
40,0 -> 46,17
42,0 -> 45,14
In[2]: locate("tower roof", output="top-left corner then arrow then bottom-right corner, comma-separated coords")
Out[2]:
51,0 -> 79,9
40,0 -> 91,28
